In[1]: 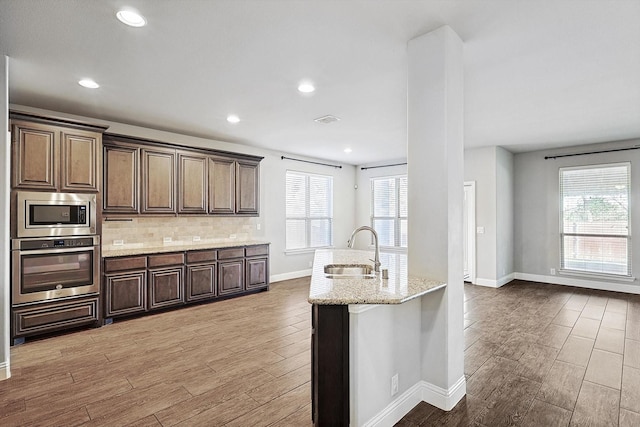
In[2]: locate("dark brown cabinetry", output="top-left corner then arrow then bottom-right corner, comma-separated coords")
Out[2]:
103,142 -> 139,213
104,256 -> 148,317
311,304 -> 350,426
246,245 -> 269,290
10,113 -> 106,192
218,248 -> 245,296
186,250 -> 217,301
208,157 -> 235,214
141,148 -> 176,214
178,152 -> 208,214
236,160 -> 260,215
103,244 -> 268,320
12,296 -> 100,338
102,133 -> 262,217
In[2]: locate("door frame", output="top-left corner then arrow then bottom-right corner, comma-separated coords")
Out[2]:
464,181 -> 477,284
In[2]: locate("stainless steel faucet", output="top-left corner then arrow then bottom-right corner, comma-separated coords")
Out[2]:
347,226 -> 381,272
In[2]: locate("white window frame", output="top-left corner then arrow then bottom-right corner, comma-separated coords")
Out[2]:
285,170 -> 333,252
370,175 -> 408,249
559,162 -> 631,279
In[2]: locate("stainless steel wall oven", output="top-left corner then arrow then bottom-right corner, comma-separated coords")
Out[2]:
11,236 -> 101,305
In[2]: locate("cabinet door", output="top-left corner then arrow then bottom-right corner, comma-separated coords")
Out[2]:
186,263 -> 216,302
104,271 -> 147,317
61,130 -> 100,192
11,121 -> 58,190
13,296 -> 99,338
236,160 -> 259,215
246,257 -> 268,290
218,260 -> 244,295
178,152 -> 207,214
103,144 -> 139,213
208,157 -> 235,214
142,148 -> 176,214
149,267 -> 184,309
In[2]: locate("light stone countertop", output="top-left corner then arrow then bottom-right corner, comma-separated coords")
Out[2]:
102,240 -> 270,258
308,249 -> 446,305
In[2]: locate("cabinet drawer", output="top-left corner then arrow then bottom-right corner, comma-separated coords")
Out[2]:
13,297 -> 99,337
218,247 -> 244,260
186,249 -> 217,264
148,252 -> 185,267
104,256 -> 147,273
245,245 -> 269,257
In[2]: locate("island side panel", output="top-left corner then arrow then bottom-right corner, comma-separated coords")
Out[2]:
312,304 -> 349,426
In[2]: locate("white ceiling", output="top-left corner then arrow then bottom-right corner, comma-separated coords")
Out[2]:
1,0 -> 639,165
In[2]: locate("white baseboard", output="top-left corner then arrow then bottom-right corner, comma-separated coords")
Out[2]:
363,377 -> 467,426
473,273 -> 515,288
515,272 -> 640,294
269,269 -> 311,283
0,361 -> 10,381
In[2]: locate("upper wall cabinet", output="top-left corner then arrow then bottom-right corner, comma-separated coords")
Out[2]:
103,142 -> 139,213
141,147 -> 176,214
208,156 -> 235,214
236,160 -> 259,215
10,112 -> 107,193
102,133 -> 262,217
178,152 -> 208,214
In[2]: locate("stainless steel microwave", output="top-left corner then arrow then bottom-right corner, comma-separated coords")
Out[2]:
17,191 -> 96,238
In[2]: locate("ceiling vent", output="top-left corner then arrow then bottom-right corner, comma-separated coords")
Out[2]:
314,115 -> 341,124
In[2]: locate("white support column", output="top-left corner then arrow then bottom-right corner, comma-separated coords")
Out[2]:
407,26 -> 465,409
1,54 -> 10,380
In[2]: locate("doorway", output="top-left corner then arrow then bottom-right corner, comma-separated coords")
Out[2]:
463,182 -> 476,283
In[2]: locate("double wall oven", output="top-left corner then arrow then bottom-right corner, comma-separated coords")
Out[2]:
11,192 -> 100,341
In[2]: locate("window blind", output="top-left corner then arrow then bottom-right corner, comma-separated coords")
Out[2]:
560,163 -> 631,276
286,171 -> 333,250
371,176 -> 408,248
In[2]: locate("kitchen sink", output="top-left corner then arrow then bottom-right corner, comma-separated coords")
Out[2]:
323,264 -> 376,279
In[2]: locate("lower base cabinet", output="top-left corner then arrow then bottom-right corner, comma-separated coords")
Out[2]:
12,296 -> 100,343
149,267 -> 184,310
103,244 -> 269,320
104,271 -> 147,317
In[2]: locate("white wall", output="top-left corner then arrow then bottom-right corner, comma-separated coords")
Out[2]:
8,104 -> 357,281
1,56 -> 10,379
496,146 -> 514,282
514,139 -> 640,294
464,147 -> 497,282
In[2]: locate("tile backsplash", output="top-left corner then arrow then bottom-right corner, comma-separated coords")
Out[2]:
102,216 -> 255,251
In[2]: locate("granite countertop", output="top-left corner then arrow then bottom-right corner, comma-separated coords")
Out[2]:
308,249 -> 446,305
102,240 -> 270,258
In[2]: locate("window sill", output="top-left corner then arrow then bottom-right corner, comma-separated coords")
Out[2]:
559,269 -> 636,283
285,246 -> 334,255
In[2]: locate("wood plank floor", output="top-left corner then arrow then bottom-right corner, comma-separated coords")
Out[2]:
397,279 -> 640,427
1,278 -> 313,427
3,278 -> 640,426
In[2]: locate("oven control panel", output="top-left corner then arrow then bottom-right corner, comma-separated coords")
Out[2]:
14,236 -> 99,250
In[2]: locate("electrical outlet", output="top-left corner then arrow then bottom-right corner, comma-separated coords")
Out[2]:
391,374 -> 399,396
163,237 -> 172,244
550,268 -> 556,275
476,226 -> 485,234
256,223 -> 261,230
193,236 -> 201,242
230,234 -> 237,239
113,239 -> 124,246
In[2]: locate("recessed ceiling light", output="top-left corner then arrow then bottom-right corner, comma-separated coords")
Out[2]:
344,148 -> 352,153
116,9 -> 146,27
227,114 -> 240,124
78,79 -> 99,89
297,82 -> 315,93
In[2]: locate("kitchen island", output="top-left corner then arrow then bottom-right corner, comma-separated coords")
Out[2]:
309,249 -> 446,426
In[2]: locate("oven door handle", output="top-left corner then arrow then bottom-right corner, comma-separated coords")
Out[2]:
17,246 -> 97,255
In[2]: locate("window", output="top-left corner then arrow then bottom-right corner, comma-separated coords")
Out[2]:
371,176 -> 408,248
560,163 -> 631,276
286,171 -> 333,250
